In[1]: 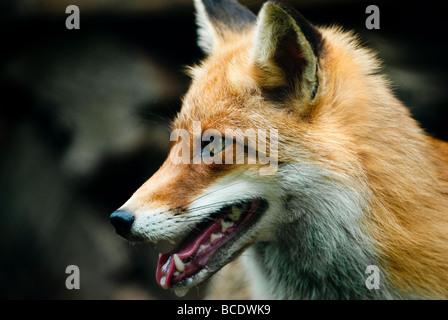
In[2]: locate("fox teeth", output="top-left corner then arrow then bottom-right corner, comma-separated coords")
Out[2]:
228,205 -> 243,221
198,243 -> 209,251
173,254 -> 185,272
173,286 -> 189,298
160,276 -> 167,289
210,232 -> 223,243
221,220 -> 234,232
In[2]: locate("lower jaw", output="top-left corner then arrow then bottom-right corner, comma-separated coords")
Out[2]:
171,267 -> 210,297
158,198 -> 268,293
170,240 -> 253,297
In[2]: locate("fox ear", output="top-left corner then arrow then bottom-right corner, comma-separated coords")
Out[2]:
193,0 -> 256,54
252,1 -> 323,100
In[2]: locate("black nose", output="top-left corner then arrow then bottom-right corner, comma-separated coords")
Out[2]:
110,210 -> 135,237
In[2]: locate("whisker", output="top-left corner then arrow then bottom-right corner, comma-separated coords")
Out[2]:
177,180 -> 247,210
176,198 -> 269,221
185,201 -> 237,215
284,162 -> 305,181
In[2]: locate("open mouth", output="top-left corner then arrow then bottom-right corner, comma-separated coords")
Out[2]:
155,198 -> 268,291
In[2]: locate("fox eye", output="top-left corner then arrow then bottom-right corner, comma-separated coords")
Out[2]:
202,136 -> 226,157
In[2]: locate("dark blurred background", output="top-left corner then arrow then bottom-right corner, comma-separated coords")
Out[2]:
0,0 -> 447,300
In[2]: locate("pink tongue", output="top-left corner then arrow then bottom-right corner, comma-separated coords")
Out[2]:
155,217 -> 223,289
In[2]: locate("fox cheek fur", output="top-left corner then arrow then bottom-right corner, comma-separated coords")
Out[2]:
110,0 -> 448,299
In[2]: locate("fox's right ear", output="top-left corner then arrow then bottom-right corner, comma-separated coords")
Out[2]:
193,0 -> 256,54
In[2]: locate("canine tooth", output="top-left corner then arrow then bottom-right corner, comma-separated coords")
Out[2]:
210,233 -> 223,243
160,276 -> 167,288
221,220 -> 234,232
173,254 -> 185,272
199,244 -> 209,251
228,205 -> 243,221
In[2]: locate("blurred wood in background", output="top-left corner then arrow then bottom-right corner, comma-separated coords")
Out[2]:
0,0 -> 446,299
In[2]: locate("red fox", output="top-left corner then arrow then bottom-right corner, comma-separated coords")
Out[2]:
110,0 -> 448,299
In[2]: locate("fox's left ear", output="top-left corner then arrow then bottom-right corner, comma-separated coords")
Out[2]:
194,0 -> 256,54
252,1 -> 324,100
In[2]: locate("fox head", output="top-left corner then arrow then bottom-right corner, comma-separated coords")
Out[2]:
110,0 -> 448,299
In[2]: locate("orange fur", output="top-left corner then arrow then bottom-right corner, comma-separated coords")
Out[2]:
116,2 -> 448,299
185,25 -> 448,298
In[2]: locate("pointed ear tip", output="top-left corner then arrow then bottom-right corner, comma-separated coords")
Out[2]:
258,1 -> 292,20
260,1 -> 282,13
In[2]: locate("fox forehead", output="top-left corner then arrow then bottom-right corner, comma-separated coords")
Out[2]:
175,57 -> 298,142
175,35 -> 263,126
